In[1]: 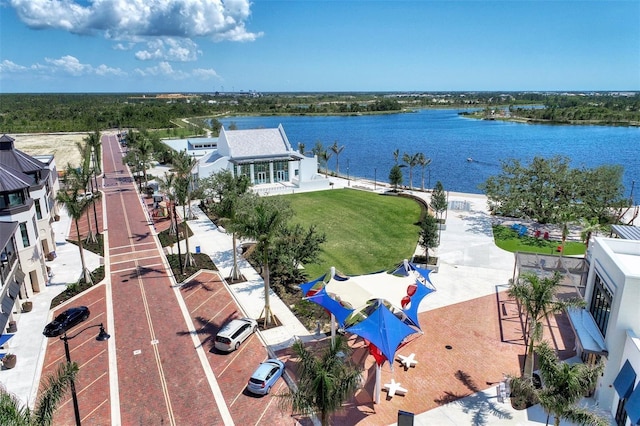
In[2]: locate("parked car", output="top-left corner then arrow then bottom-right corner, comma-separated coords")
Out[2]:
214,318 -> 258,352
43,306 -> 90,337
247,359 -> 285,395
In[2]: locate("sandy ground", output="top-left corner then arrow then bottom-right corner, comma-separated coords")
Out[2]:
10,132 -> 89,168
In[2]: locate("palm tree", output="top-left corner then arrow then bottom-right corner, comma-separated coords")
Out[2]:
0,362 -> 79,426
508,272 -> 584,378
580,218 -> 608,251
57,164 -> 96,284
85,130 -> 102,174
172,150 -> 198,267
509,342 -> 607,426
157,171 -> 184,275
402,152 -> 419,190
393,148 -> 400,165
207,170 -> 251,282
330,141 -> 345,176
231,195 -> 292,325
73,141 -> 99,244
278,335 -> 362,426
417,153 -> 432,191
128,130 -> 154,190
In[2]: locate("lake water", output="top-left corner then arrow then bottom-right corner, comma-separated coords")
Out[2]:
219,109 -> 639,202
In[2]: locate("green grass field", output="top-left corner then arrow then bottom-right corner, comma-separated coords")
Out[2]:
492,225 -> 586,256
282,189 -> 421,279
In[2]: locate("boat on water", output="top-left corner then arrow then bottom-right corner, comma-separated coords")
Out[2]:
467,157 -> 473,162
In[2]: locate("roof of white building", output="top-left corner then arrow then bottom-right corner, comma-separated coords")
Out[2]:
224,127 -> 303,161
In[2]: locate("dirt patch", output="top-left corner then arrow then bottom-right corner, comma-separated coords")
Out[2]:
10,132 -> 89,168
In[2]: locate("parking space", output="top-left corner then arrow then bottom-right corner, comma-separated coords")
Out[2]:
40,284 -> 111,425
181,271 -> 293,425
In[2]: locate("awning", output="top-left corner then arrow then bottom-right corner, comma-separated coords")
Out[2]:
625,384 -> 640,425
566,307 -> 608,356
7,279 -> 20,299
614,360 -> 637,399
0,333 -> 14,347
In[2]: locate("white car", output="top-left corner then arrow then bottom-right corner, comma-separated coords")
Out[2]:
214,318 -> 258,352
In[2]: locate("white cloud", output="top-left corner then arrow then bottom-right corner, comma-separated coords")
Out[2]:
45,55 -> 92,76
135,38 -> 201,62
191,68 -> 221,80
134,61 -> 188,79
10,0 -> 262,41
0,56 -> 125,77
133,62 -> 219,81
0,60 -> 28,73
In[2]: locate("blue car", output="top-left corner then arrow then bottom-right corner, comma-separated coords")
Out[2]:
246,358 -> 285,395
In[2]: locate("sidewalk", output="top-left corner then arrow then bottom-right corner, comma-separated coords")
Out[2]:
0,208 -> 101,407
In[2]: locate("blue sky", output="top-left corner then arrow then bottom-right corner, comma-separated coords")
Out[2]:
1,0 -> 638,93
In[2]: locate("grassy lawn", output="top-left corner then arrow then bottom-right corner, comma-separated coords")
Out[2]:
493,225 -> 586,256
282,189 -> 421,279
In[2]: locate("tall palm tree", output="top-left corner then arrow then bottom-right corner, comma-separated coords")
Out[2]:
330,141 -> 345,176
393,148 -> 400,165
0,362 -> 79,426
508,272 -> 584,377
172,150 -> 198,267
85,130 -> 102,174
57,164 -> 96,284
128,130 -> 154,190
417,153 -> 432,191
278,335 -> 362,426
208,170 -> 251,282
74,141 -> 99,243
402,152 -> 419,190
509,342 -> 607,426
157,171 -> 184,274
231,195 -> 292,325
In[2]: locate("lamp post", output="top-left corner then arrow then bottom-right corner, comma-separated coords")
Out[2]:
374,167 -> 377,190
60,323 -> 110,426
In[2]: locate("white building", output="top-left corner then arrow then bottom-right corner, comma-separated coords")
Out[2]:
164,125 -> 329,193
0,135 -> 58,334
581,233 -> 640,425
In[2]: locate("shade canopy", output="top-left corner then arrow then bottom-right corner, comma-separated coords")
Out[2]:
305,287 -> 354,327
345,301 -> 419,365
566,308 -> 608,355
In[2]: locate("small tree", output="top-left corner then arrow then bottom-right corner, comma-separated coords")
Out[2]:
389,164 -> 403,191
402,152 -> 419,190
418,214 -> 439,264
431,181 -> 447,242
278,335 -> 362,426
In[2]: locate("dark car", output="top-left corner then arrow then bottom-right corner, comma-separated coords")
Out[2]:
43,306 -> 90,337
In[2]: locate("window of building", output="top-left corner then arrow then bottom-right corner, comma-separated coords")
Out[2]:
589,274 -> 612,337
273,161 -> 289,182
35,199 -> 43,219
254,162 -> 270,184
0,191 -> 26,208
19,222 -> 30,248
238,164 -> 251,179
615,396 -> 628,426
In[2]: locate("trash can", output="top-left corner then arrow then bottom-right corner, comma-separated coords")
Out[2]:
195,246 -> 201,254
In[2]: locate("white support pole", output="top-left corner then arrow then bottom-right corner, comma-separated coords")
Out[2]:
375,363 -> 381,404
331,313 -> 336,347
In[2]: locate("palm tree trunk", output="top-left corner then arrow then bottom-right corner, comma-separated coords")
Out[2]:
75,219 -> 92,284
181,204 -> 195,267
85,210 -> 97,244
174,204 -> 183,276
263,252 -> 272,326
230,232 -> 242,282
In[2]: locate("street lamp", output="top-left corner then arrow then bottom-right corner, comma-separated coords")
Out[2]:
60,323 -> 110,426
374,167 -> 377,190
347,158 -> 350,187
